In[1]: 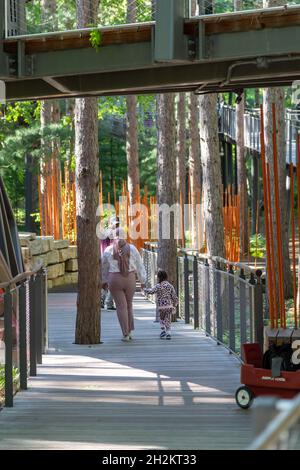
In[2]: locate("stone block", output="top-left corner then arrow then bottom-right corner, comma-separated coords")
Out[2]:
21,247 -> 30,263
54,240 -> 69,250
47,280 -> 53,290
59,248 -> 73,262
19,232 -> 36,246
29,239 -> 43,256
47,263 -> 65,280
68,246 -> 77,259
65,259 -> 78,272
31,254 -> 47,269
46,250 -> 60,265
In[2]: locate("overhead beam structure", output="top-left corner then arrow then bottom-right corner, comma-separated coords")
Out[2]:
1,0 -> 300,100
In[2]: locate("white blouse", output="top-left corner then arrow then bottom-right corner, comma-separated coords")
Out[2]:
102,244 -> 147,284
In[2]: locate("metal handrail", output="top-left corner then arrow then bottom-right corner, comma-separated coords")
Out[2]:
0,263 -> 43,289
248,394 -> 300,450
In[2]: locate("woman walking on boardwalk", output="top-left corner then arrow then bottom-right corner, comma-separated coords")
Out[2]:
102,229 -> 146,341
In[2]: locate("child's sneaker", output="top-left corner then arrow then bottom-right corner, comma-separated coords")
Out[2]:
160,331 -> 166,339
166,333 -> 171,340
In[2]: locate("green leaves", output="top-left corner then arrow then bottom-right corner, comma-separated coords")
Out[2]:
89,29 -> 102,52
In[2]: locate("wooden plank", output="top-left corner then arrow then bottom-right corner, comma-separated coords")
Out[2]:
0,293 -> 252,450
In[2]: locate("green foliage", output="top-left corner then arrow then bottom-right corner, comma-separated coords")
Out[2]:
89,29 -> 102,52
249,233 -> 266,259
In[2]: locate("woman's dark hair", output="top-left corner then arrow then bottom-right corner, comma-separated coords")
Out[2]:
157,269 -> 168,282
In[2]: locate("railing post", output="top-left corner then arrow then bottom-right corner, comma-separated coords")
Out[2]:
184,253 -> 190,324
239,268 -> 247,350
42,268 -> 48,353
29,275 -> 37,376
205,259 -> 211,335
253,269 -> 264,350
19,282 -> 27,390
193,255 -> 199,329
4,286 -> 13,407
228,264 -> 235,353
35,272 -> 43,365
216,261 -> 223,344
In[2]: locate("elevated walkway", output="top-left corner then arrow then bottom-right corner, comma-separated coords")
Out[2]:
0,292 -> 252,450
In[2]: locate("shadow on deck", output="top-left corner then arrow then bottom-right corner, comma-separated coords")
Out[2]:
0,293 -> 253,450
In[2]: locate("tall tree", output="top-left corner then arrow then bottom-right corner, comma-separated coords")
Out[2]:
234,0 -> 248,258
176,92 -> 187,249
126,0 -> 140,206
189,92 -> 202,249
74,0 -> 101,344
199,93 -> 224,257
263,0 -> 292,299
176,93 -> 187,200
157,94 -> 178,290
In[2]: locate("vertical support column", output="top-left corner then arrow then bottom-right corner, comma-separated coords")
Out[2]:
29,276 -> 37,377
253,270 -> 264,350
155,0 -> 188,62
4,286 -> 13,407
228,265 -> 235,352
43,269 -> 48,353
239,268 -> 247,349
205,259 -> 211,335
216,262 -> 223,344
19,282 -> 27,390
193,255 -> 199,329
0,0 -> 7,77
251,152 -> 259,235
184,253 -> 190,324
35,272 -> 43,365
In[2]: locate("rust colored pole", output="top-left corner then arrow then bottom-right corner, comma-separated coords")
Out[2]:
290,163 -> 297,328
272,103 -> 285,328
260,106 -> 275,328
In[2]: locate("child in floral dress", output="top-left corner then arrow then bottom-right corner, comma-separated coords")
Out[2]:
143,270 -> 178,340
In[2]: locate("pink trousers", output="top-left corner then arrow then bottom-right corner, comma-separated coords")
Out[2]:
108,272 -> 136,337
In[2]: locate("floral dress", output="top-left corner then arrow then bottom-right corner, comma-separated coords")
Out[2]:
144,281 -> 178,332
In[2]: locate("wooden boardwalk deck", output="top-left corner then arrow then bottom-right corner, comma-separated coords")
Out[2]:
0,293 -> 253,450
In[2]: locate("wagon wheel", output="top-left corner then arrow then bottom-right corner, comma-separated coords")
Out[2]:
235,386 -> 254,409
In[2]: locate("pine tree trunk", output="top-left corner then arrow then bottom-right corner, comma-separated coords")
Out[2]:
236,94 -> 249,258
126,1 -> 140,206
263,0 -> 292,300
199,93 -> 225,257
176,93 -> 187,200
157,94 -> 178,290
189,92 -> 202,249
126,95 -> 140,206
74,0 -> 101,345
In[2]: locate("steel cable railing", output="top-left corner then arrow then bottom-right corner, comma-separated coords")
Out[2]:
249,394 -> 300,449
0,264 -> 47,408
141,245 -> 265,358
4,0 -> 156,38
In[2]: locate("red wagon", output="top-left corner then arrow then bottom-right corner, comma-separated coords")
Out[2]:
235,343 -> 300,409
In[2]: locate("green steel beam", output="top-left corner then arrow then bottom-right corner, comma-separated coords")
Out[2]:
5,56 -> 300,101
208,25 -> 300,60
3,23 -> 299,82
32,42 -> 154,79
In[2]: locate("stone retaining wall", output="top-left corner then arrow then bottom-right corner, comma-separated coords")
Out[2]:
20,233 -> 78,290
